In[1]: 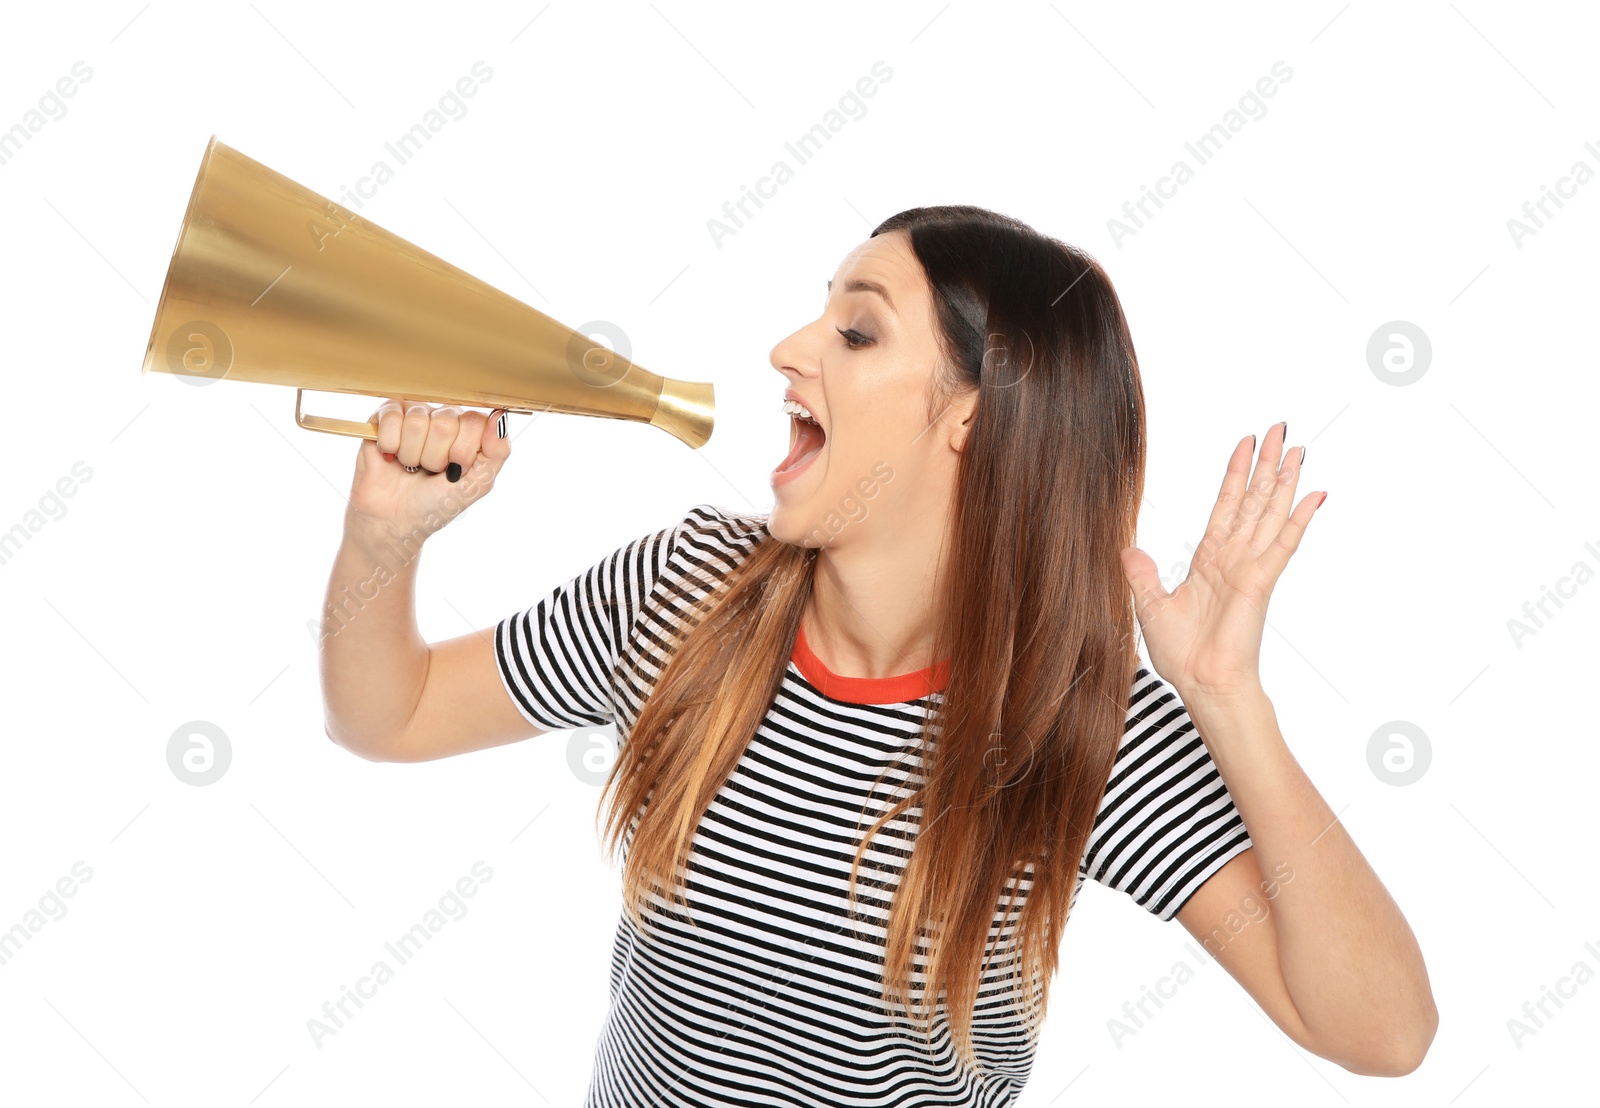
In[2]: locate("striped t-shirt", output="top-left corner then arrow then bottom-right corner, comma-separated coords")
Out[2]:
495,503 -> 1253,1107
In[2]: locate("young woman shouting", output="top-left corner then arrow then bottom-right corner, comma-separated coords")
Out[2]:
321,204 -> 1436,1106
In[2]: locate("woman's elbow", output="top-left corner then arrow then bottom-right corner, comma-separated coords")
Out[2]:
1335,1000 -> 1439,1077
325,720 -> 403,762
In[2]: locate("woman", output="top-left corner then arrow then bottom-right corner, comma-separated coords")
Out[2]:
321,205 -> 1437,1105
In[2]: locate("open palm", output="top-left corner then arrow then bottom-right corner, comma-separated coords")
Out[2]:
1120,423 -> 1324,700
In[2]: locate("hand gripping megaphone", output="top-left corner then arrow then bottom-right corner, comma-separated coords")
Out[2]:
141,136 -> 713,449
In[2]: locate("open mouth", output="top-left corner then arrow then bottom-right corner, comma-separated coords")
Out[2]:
775,401 -> 826,476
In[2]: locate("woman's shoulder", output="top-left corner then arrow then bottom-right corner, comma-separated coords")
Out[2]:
667,503 -> 771,558
674,502 -> 770,542
658,502 -> 773,585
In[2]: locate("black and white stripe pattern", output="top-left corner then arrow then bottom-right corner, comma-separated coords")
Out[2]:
496,504 -> 1253,1106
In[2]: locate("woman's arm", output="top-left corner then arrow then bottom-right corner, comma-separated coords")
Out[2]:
1174,689 -> 1437,1075
1120,422 -> 1436,1076
320,400 -> 537,762
318,521 -> 432,759
320,521 -> 543,762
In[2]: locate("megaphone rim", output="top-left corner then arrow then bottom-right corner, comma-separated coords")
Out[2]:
142,133 -> 223,377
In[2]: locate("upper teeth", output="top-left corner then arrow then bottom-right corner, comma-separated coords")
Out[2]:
782,399 -> 818,424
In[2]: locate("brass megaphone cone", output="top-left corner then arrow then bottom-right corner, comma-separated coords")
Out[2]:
142,136 -> 713,449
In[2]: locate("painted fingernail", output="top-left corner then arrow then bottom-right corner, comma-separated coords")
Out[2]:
1317,491 -> 1327,508
1301,445 -> 1308,466
447,461 -> 462,483
1281,420 -> 1289,439
497,412 -> 508,438
382,452 -> 396,462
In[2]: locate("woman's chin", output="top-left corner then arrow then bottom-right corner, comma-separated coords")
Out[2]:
764,499 -> 806,537
765,499 -> 816,546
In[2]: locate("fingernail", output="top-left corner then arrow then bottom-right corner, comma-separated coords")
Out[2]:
1317,491 -> 1327,508
496,412 -> 508,439
1281,420 -> 1288,439
447,461 -> 462,483
382,452 -> 396,462
1300,445 -> 1307,466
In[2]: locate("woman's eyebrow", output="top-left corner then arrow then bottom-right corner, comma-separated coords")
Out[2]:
825,278 -> 897,315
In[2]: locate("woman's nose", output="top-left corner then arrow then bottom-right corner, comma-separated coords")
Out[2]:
770,324 -> 819,376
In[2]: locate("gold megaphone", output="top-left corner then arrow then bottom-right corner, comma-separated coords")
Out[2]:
141,136 -> 713,449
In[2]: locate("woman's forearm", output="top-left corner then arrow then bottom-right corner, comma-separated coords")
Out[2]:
1184,688 -> 1439,1074
318,521 -> 430,759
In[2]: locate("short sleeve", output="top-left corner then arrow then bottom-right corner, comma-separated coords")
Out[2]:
1076,666 -> 1254,920
493,514 -> 683,732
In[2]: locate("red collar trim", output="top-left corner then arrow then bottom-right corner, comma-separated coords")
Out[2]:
791,619 -> 950,704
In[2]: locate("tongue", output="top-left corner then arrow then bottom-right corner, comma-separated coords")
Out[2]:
777,418 -> 826,472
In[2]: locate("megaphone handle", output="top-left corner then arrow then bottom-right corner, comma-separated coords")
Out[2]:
295,389 -> 379,440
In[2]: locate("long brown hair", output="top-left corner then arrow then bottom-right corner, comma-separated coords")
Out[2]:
597,204 -> 1147,1074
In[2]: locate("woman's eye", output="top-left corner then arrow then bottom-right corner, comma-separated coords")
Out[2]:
836,327 -> 871,349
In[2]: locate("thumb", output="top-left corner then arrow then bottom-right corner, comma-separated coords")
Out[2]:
474,408 -> 513,475
1120,546 -> 1168,624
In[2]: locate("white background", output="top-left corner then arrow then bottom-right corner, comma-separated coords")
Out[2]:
1,1 -> 1595,1105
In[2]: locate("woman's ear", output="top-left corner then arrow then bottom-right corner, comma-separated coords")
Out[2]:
947,389 -> 979,453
